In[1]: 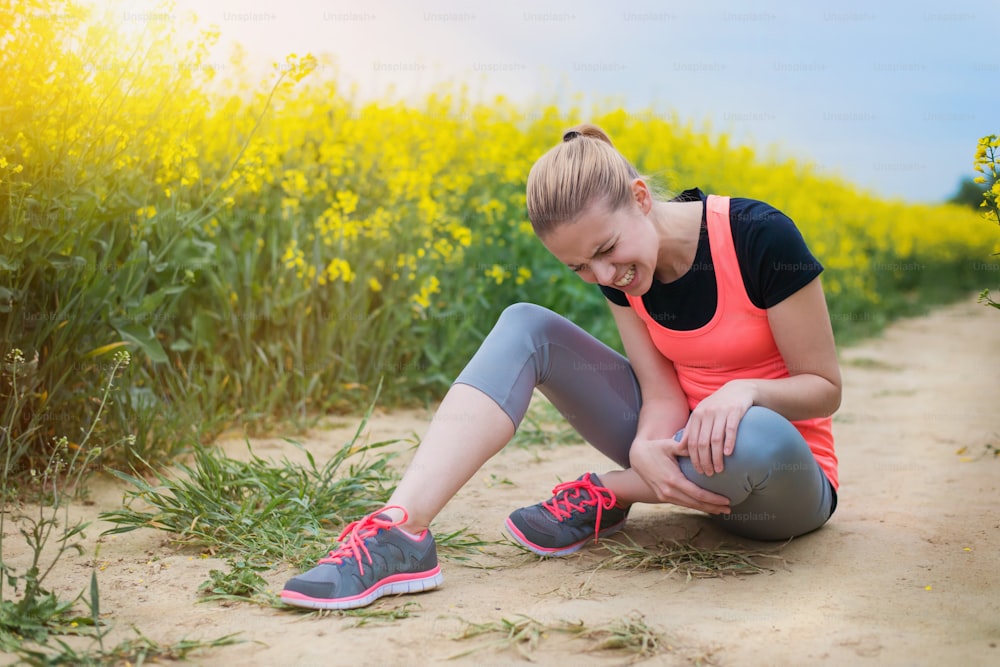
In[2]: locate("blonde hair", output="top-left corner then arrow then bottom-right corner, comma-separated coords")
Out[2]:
526,124 -> 642,237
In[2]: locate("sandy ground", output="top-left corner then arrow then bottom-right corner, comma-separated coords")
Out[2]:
2,295 -> 999,666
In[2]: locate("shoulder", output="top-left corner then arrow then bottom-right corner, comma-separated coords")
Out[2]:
724,196 -> 823,309
726,197 -> 815,259
728,197 -> 800,234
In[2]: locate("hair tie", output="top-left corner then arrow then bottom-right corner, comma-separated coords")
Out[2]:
562,130 -> 581,142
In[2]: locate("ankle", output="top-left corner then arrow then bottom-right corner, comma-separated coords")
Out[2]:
593,470 -> 634,509
378,506 -> 407,524
398,523 -> 428,540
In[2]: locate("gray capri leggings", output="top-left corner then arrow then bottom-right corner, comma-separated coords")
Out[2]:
454,303 -> 836,541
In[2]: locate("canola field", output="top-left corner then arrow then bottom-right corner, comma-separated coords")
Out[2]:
2,2 -> 996,467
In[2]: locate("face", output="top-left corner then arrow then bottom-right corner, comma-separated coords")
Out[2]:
539,184 -> 659,295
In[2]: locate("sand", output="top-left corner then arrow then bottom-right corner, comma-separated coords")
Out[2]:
2,295 -> 998,666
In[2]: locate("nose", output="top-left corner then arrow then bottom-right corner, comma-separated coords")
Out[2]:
591,259 -> 616,286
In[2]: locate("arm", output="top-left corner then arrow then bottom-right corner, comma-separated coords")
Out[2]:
681,276 -> 842,475
608,300 -> 688,440
754,275 -> 841,417
608,301 -> 732,514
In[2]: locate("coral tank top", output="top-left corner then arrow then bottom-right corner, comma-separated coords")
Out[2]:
625,195 -> 838,489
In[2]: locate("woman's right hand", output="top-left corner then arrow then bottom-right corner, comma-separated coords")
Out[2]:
629,437 -> 732,515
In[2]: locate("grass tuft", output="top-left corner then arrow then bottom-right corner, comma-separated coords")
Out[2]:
98,393 -> 413,608
100,392 -> 400,571
433,527 -> 501,565
594,532 -> 789,580
302,601 -> 422,627
448,614 -> 549,661
448,612 -> 680,663
577,613 -> 665,661
12,630 -> 243,667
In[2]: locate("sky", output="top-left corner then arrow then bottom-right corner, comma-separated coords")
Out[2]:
102,0 -> 999,204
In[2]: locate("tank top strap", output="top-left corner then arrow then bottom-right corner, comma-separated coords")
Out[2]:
705,195 -> 756,312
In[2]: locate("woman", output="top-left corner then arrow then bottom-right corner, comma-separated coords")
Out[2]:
280,124 -> 841,610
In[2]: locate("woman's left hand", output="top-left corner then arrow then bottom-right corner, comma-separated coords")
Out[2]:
677,380 -> 755,476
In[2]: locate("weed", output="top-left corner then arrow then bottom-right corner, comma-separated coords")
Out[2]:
1,350 -> 127,650
100,390 -> 493,602
14,629 -> 242,666
100,396 -> 400,571
199,560 -> 275,605
1,349 -> 240,662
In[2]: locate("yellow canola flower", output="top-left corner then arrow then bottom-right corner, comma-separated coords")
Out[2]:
325,258 -> 355,283
411,276 -> 441,310
485,265 -> 508,285
281,241 -> 305,272
336,190 -> 359,215
451,224 -> 472,247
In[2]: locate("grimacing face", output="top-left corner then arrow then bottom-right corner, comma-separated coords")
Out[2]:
539,196 -> 660,296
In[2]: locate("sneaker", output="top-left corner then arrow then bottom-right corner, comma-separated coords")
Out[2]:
280,507 -> 442,610
505,473 -> 629,557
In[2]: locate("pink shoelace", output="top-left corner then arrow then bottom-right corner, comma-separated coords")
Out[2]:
317,506 -> 408,576
542,473 -> 619,544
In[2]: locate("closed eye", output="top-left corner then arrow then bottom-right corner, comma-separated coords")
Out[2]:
568,241 -> 616,272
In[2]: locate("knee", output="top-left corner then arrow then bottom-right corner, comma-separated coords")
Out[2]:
735,406 -> 810,465
496,302 -> 560,335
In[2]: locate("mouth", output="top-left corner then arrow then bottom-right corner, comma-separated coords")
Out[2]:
613,264 -> 636,288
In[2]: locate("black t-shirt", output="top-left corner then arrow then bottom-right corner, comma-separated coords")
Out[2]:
599,189 -> 822,331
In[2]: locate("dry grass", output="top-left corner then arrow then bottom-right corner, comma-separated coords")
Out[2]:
448,612 -> 683,663
592,532 -> 789,581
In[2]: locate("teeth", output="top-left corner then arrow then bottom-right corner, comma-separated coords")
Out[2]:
615,265 -> 636,287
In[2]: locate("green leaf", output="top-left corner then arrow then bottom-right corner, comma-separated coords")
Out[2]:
112,322 -> 168,364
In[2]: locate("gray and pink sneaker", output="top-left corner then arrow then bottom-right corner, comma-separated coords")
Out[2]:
281,507 -> 442,610
505,473 -> 629,557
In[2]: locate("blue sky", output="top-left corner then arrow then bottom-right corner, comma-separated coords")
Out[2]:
114,0 -> 998,204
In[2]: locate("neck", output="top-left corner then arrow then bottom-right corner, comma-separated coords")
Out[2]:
650,200 -> 702,283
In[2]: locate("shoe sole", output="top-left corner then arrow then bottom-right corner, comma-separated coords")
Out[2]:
280,567 -> 443,610
504,517 -> 627,557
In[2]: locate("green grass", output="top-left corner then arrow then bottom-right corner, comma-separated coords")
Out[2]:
12,628 -> 242,667
510,394 -> 580,449
99,393 -> 494,604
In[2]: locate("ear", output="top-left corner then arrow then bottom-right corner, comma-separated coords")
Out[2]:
631,179 -> 652,213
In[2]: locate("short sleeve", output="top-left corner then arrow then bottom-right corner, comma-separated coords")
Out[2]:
729,198 -> 824,309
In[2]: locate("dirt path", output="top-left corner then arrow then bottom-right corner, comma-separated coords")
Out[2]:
3,295 -> 998,666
